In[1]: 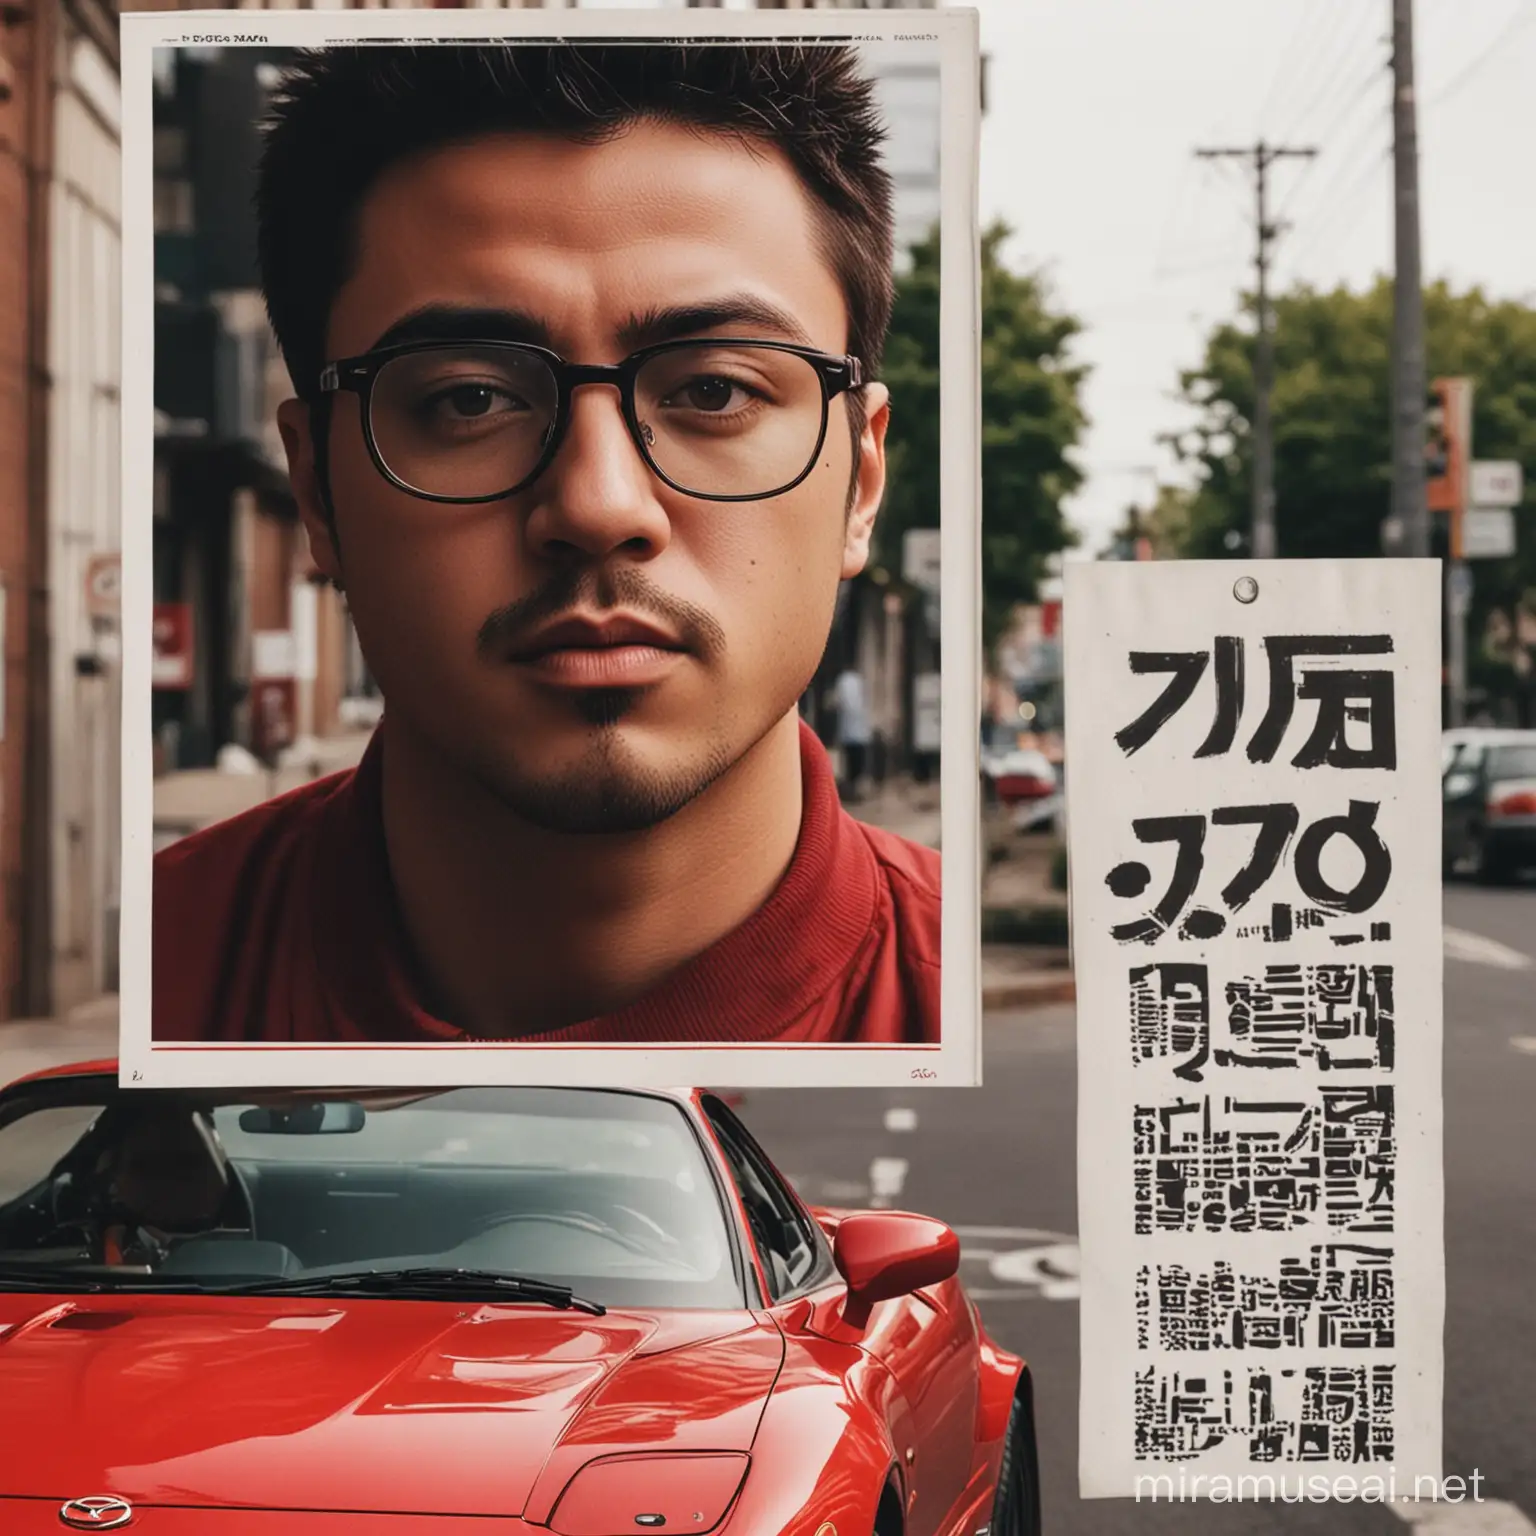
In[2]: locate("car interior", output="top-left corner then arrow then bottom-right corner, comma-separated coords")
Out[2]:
0,1090 -> 745,1309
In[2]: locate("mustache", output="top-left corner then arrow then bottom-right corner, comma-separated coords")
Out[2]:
475,566 -> 726,661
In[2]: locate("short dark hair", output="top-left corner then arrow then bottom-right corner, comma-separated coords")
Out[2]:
254,43 -> 895,403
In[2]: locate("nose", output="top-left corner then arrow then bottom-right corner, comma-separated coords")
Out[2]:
523,384 -> 673,563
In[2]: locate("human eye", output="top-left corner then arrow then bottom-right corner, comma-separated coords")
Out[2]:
658,372 -> 764,416
417,376 -> 530,425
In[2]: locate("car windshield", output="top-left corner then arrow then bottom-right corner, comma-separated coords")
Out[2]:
1487,743 -> 1536,781
0,1082 -> 746,1310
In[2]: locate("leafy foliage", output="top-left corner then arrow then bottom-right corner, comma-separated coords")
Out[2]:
1168,278 -> 1536,715
876,221 -> 1088,652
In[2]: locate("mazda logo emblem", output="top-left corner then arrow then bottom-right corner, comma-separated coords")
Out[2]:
58,1496 -> 133,1529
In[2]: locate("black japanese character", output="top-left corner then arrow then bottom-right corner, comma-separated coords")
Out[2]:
1107,802 -> 1393,944
1115,633 -> 1397,767
1293,800 -> 1392,914
1195,636 -> 1245,758
1212,803 -> 1301,910
1116,652 -> 1210,756
1107,816 -> 1206,942
1130,964 -> 1210,1079
1134,1365 -> 1395,1463
1247,636 -> 1395,768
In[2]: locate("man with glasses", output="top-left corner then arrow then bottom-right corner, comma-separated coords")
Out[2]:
154,42 -> 940,1047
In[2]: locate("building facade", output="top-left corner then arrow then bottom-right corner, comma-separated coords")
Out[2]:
0,0 -> 122,1022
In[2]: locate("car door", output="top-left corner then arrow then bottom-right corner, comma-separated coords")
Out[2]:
699,1097 -> 977,1534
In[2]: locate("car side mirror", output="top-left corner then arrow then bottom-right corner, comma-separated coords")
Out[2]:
1443,773 -> 1478,802
833,1211 -> 960,1331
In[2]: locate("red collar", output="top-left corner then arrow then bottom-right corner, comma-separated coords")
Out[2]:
309,719 -> 880,1043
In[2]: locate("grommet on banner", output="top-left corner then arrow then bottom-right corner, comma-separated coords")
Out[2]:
1232,575 -> 1259,604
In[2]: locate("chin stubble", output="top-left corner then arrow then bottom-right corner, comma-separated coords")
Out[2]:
478,724 -> 738,835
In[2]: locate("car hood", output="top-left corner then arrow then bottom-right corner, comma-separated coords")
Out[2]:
0,1294 -> 782,1515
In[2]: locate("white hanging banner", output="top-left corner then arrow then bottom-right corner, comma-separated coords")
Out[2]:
1064,559 -> 1444,1502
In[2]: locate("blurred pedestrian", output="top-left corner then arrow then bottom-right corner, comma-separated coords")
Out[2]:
833,665 -> 871,801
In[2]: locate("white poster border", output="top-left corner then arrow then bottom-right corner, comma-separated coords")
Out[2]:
117,5 -> 982,1089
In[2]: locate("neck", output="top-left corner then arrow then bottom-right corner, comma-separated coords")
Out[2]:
377,713 -> 806,1037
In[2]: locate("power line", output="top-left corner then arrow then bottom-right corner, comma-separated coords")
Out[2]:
1155,154 -> 1253,281
1422,0 -> 1535,108
1270,95 -> 1393,278
1270,23 -> 1392,228
1271,67 -> 1385,233
1192,141 -> 1318,560
1257,0 -> 1343,130
1270,1 -> 1379,144
1279,139 -> 1391,279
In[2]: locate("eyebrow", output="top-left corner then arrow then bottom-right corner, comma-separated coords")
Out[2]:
366,293 -> 817,357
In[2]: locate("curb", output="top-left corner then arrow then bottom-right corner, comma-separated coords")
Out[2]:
981,973 -> 1077,1011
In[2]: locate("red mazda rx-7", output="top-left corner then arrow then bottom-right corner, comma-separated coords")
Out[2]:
0,1064 -> 1039,1536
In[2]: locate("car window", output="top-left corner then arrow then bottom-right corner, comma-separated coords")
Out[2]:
1488,744 -> 1536,781
0,1085 -> 747,1311
701,1098 -> 828,1303
0,1104 -> 102,1203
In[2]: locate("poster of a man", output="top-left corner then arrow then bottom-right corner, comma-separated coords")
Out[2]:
121,7 -> 981,1088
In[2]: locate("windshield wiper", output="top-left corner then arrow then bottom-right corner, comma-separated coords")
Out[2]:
0,1263 -> 122,1293
229,1266 -> 607,1314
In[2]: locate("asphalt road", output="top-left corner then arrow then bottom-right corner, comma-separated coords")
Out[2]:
737,881 -> 1536,1536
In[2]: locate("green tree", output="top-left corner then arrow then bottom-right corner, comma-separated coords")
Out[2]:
877,221 -> 1088,652
1167,278 -> 1536,715
1104,484 -> 1197,560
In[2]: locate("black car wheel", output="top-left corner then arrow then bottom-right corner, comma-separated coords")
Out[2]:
1473,835 -> 1517,886
989,1385 -> 1042,1536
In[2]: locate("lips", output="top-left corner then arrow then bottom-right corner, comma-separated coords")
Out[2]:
506,614 -> 685,664
504,612 -> 689,689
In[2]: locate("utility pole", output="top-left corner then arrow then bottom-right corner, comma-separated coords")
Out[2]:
1196,141 -> 1317,559
1390,0 -> 1430,559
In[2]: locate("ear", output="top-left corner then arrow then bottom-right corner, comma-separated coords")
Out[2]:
841,383 -> 889,581
277,397 -> 344,589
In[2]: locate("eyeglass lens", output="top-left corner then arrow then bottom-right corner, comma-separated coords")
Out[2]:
367,342 -> 828,500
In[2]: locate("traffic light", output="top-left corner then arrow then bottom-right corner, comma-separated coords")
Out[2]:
1426,377 -> 1471,518
1424,387 -> 1449,486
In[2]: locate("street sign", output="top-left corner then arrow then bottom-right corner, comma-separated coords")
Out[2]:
85,553 -> 121,621
1470,460 -> 1523,507
901,527 -> 942,596
1463,507 -> 1516,560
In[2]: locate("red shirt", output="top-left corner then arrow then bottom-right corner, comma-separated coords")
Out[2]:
153,721 -> 940,1046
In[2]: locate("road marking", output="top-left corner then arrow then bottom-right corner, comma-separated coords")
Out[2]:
884,1107 -> 919,1133
1512,1038 -> 1536,1056
867,1157 -> 909,1208
987,1242 -> 1081,1300
1444,927 -> 1533,971
953,1225 -> 1081,1302
1391,1499 -> 1536,1532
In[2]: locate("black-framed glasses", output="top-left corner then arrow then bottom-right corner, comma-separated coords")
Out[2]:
317,337 -> 865,505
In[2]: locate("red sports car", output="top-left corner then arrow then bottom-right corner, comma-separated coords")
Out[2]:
0,1063 -> 1039,1535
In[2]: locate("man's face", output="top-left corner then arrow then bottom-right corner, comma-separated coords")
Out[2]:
279,120 -> 888,833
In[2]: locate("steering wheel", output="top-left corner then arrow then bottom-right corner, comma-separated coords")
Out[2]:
466,1207 -> 682,1265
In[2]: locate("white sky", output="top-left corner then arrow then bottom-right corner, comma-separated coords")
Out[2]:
970,0 -> 1536,553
